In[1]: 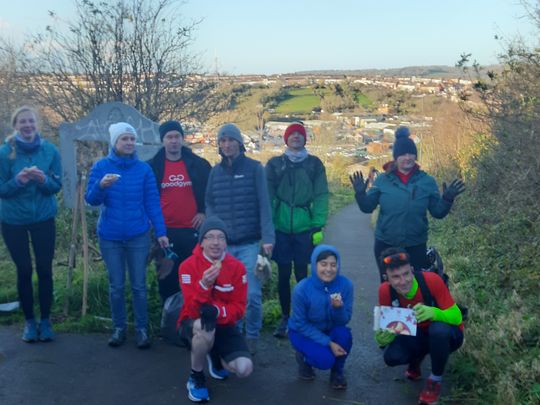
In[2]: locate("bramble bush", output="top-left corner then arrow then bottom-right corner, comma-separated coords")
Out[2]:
424,16 -> 540,403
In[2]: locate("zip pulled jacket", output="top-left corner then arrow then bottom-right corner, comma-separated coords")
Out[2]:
288,244 -> 354,346
205,154 -> 275,245
0,138 -> 62,225
266,154 -> 329,234
178,244 -> 247,327
356,166 -> 452,247
85,149 -> 166,241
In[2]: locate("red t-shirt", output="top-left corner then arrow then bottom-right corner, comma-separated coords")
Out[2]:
378,272 -> 464,331
160,160 -> 197,228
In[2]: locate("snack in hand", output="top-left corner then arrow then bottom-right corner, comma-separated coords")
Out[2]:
330,292 -> 342,300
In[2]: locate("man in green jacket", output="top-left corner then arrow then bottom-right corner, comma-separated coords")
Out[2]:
266,122 -> 329,338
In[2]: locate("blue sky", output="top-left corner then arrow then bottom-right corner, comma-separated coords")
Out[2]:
0,0 -> 532,74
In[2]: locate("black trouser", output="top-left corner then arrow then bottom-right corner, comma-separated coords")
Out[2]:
374,239 -> 429,282
1,218 -> 56,320
158,227 -> 198,302
383,322 -> 463,376
277,263 -> 308,317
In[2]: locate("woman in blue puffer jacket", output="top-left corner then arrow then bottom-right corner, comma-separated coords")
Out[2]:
85,122 -> 168,349
288,244 -> 353,390
0,106 -> 62,343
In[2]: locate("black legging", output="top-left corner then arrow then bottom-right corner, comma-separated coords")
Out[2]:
277,262 -> 308,317
1,218 -> 56,320
374,239 -> 430,283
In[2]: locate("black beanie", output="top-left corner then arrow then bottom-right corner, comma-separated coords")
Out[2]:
392,126 -> 417,160
198,216 -> 229,244
159,120 -> 184,142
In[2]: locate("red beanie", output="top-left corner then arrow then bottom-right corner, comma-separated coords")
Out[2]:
284,123 -> 307,145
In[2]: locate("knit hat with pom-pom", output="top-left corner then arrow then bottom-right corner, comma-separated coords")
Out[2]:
392,126 -> 417,160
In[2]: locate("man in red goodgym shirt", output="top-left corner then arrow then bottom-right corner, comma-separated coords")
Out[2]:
375,247 -> 464,405
148,120 -> 211,301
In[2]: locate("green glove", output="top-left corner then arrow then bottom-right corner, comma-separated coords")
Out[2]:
311,230 -> 324,246
374,329 -> 396,347
414,303 -> 436,323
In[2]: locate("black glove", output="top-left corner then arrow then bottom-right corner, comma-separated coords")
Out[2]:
349,171 -> 369,195
200,304 -> 218,332
442,179 -> 466,202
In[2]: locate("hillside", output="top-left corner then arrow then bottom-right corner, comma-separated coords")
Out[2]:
294,64 -> 500,79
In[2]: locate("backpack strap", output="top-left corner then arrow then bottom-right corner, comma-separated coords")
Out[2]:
415,271 -> 438,308
388,271 -> 438,308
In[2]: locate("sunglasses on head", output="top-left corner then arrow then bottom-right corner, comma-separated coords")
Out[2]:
382,252 -> 409,265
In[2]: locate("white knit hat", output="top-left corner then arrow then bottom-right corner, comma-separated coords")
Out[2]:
109,122 -> 137,147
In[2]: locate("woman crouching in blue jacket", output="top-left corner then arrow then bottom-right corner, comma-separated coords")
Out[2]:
288,244 -> 353,390
85,122 -> 169,349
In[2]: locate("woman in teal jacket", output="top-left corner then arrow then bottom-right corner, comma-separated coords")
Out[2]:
350,126 -> 465,281
0,106 -> 62,342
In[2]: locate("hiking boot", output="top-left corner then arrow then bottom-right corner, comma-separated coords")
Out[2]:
186,372 -> 209,402
330,369 -> 348,390
22,319 -> 38,343
295,351 -> 315,380
38,319 -> 55,342
246,337 -> 258,356
405,362 -> 422,381
136,329 -> 151,349
418,378 -> 441,405
273,316 -> 288,339
108,328 -> 126,347
207,354 -> 229,380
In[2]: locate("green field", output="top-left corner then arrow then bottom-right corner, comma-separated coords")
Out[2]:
275,88 -> 322,114
355,92 -> 373,109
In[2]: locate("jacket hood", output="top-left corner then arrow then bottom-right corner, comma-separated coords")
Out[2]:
310,244 -> 341,282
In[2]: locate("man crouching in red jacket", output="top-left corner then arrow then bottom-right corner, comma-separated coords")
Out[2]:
178,216 -> 252,403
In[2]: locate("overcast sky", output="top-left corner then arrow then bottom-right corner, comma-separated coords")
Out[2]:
0,0 -> 534,74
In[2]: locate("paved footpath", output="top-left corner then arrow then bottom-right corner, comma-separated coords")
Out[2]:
0,204 -> 436,405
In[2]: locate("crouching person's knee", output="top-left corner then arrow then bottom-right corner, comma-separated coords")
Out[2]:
383,345 -> 408,367
228,357 -> 253,378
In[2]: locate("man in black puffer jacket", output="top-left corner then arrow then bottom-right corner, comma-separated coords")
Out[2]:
205,123 -> 275,354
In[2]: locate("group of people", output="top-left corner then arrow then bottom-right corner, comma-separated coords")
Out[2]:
0,105 -> 465,405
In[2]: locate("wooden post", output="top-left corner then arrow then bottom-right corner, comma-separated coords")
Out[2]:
80,172 -> 90,317
63,180 -> 81,316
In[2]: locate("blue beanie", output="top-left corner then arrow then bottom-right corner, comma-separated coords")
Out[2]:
159,120 -> 184,141
392,126 -> 417,160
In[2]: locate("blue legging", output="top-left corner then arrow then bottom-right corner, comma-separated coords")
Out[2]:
289,325 -> 353,373
383,321 -> 463,376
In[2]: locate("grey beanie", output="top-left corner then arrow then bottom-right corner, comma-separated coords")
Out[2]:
392,126 -> 417,160
198,216 -> 229,243
217,123 -> 244,146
